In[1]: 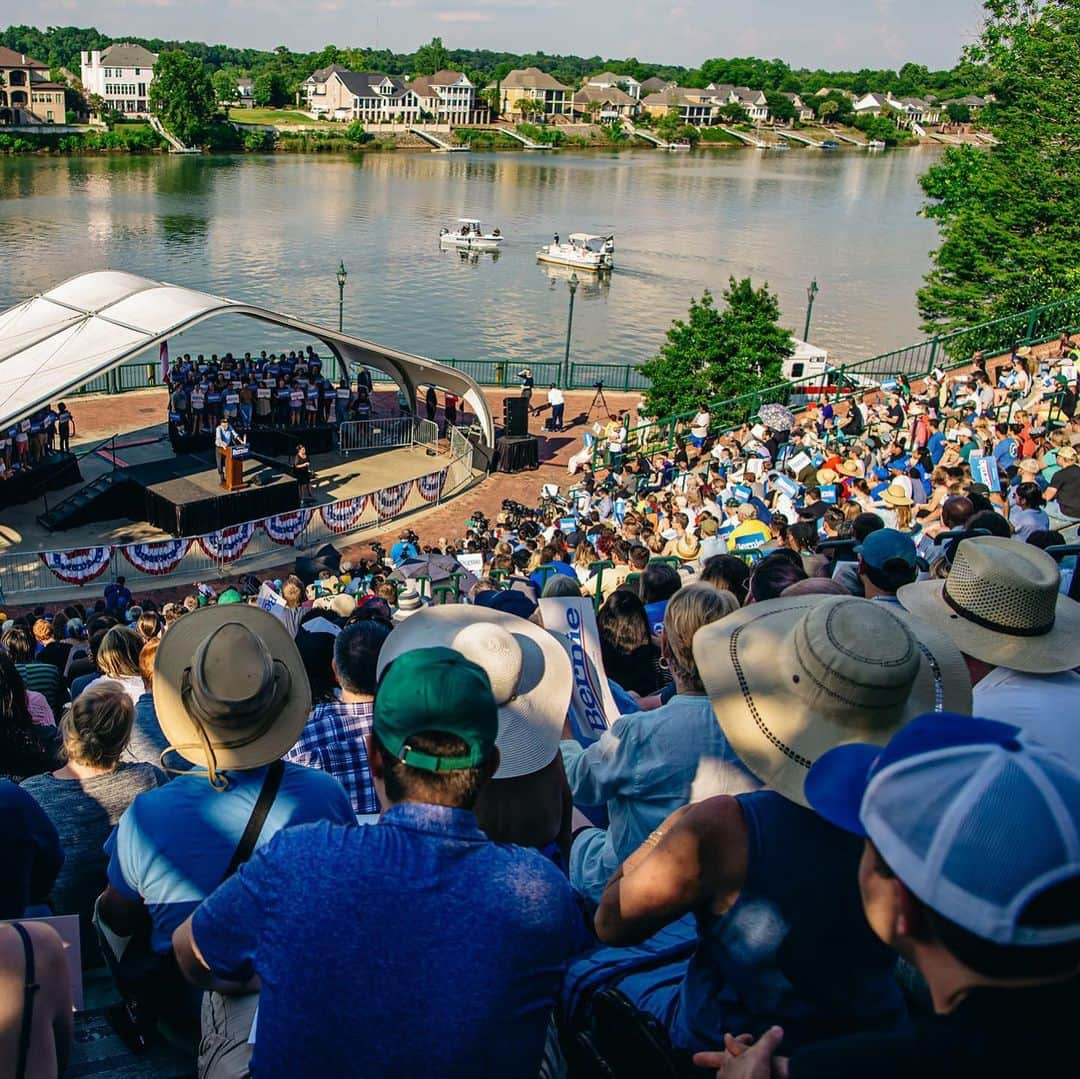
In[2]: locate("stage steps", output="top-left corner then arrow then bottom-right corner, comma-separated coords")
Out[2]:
36,471 -> 134,532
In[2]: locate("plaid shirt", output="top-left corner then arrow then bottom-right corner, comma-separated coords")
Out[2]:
285,699 -> 377,816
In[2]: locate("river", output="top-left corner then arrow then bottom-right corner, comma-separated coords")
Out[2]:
0,147 -> 943,370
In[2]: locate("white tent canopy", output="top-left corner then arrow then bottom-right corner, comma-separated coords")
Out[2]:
0,271 -> 494,445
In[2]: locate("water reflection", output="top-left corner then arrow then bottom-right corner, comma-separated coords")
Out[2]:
0,148 -> 943,366
539,261 -> 610,301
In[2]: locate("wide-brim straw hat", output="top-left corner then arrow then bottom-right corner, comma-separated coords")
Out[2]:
377,606 -> 571,780
838,459 -> 861,478
694,596 -> 970,807
154,605 -> 311,775
1017,458 -> 1041,475
898,537 -> 1080,674
675,535 -> 701,560
881,482 -> 915,507
816,468 -> 839,485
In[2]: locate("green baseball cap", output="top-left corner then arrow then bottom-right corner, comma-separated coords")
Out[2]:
374,646 -> 498,772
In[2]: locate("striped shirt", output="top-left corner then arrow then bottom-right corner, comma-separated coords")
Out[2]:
16,662 -> 68,722
284,699 -> 377,817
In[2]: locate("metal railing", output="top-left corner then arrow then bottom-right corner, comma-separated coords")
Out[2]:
337,416 -> 438,456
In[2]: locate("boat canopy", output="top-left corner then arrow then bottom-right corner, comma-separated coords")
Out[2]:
569,233 -> 608,243
457,218 -> 483,225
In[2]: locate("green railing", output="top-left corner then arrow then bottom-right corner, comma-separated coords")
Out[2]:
590,292 -> 1080,470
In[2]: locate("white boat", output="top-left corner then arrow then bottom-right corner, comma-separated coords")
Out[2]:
536,232 -> 615,272
439,219 -> 504,251
667,141 -> 692,152
867,139 -> 886,150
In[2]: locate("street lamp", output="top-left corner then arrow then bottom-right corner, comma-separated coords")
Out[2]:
562,272 -> 579,388
803,278 -> 819,342
336,260 -> 348,333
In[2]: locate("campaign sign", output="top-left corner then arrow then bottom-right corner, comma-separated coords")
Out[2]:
731,483 -> 752,501
969,453 -> 1002,493
819,484 -> 839,504
787,451 -> 812,475
774,474 -> 802,499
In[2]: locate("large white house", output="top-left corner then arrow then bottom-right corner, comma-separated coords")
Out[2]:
407,70 -> 481,124
80,43 -> 158,117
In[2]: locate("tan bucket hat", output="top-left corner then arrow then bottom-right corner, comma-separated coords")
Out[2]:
376,605 -> 571,779
816,467 -> 839,485
694,596 -> 970,806
898,536 -> 1080,673
153,605 -> 311,781
838,459 -> 861,478
675,534 -> 701,561
881,482 -> 914,507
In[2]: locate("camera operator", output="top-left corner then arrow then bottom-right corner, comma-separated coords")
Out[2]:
389,529 -> 419,567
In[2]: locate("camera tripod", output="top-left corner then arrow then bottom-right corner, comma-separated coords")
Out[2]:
587,380 -> 611,422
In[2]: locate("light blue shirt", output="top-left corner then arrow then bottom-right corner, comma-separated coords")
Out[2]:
560,695 -> 760,901
105,762 -> 353,953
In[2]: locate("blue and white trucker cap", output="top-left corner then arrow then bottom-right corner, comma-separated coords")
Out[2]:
805,713 -> 1080,947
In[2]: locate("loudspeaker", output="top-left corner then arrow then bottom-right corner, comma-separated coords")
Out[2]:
503,396 -> 528,437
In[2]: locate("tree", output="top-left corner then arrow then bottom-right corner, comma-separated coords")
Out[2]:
344,120 -> 366,143
413,36 -> 450,76
718,102 -> 747,124
477,86 -> 500,117
918,0 -> 1080,332
212,69 -> 236,104
148,51 -> 215,146
945,102 -> 972,123
253,71 -> 289,108
640,279 -> 793,419
817,99 -> 839,124
765,91 -> 796,124
655,109 -> 682,141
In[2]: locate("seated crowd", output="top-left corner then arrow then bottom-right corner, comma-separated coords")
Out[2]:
1,338 -> 1079,1078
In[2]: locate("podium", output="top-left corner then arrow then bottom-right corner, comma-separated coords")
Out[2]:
222,443 -> 248,491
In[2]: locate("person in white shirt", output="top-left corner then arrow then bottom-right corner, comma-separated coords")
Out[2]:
689,408 -> 711,449
547,385 -> 566,431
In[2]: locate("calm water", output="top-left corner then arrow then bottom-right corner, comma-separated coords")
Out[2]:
0,147 -> 943,368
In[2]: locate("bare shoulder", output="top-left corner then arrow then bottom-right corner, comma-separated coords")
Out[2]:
0,921 -> 69,981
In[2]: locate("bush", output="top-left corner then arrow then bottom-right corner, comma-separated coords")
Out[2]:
243,128 -> 277,152
344,120 -> 367,143
516,122 -> 562,146
205,123 -> 243,151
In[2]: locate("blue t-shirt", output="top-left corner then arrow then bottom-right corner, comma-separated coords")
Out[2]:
192,804 -> 589,1077
993,437 -> 1018,468
389,540 -> 419,565
529,560 -> 577,591
105,763 -> 353,953
643,599 -> 668,637
927,431 -> 946,465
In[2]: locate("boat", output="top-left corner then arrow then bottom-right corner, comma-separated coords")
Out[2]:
867,139 -> 886,150
666,140 -> 692,152
536,232 -> 615,272
438,219 -> 504,251
820,140 -> 840,151
766,142 -> 790,151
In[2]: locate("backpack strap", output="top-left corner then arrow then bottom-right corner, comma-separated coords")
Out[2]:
10,922 -> 39,1079
223,759 -> 285,881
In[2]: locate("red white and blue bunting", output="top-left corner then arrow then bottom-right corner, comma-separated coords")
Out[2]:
375,480 -> 413,519
416,469 -> 447,504
198,523 -> 256,562
262,509 -> 313,546
320,496 -> 368,534
40,546 -> 114,585
122,538 -> 192,575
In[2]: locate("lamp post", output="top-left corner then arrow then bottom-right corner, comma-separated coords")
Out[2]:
562,272 -> 579,387
336,260 -> 348,333
803,278 -> 819,342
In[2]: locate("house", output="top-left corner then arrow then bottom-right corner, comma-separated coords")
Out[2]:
572,83 -> 638,122
584,71 -> 642,101
853,92 -> 892,117
638,76 -> 674,95
236,78 -> 254,106
814,86 -> 856,100
781,91 -> 815,122
299,63 -> 352,112
731,86 -> 769,122
942,94 -> 990,116
892,96 -> 941,126
407,70 -> 480,124
490,67 -> 571,120
80,43 -> 158,117
641,86 -> 718,126
0,47 -> 67,125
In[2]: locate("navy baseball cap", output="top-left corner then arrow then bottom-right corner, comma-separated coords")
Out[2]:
855,528 -> 919,571
474,589 -> 538,620
806,713 -> 1080,947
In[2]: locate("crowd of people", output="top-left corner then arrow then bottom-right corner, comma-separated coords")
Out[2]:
0,401 -> 75,484
1,334 -> 1078,1079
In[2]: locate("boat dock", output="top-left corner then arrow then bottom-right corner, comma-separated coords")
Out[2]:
409,127 -> 468,152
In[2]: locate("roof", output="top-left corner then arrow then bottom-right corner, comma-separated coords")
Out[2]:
573,84 -> 635,106
855,92 -> 890,108
335,71 -> 413,101
0,46 -> 48,69
100,43 -> 158,68
639,77 -> 673,92
0,271 -> 495,447
430,69 -> 470,86
304,63 -> 350,85
499,67 -> 570,92
586,71 -> 637,86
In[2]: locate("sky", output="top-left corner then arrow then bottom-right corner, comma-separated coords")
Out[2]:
34,0 -> 986,70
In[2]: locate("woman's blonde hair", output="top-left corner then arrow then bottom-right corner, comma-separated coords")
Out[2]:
895,504 -> 914,532
662,582 -> 739,694
139,636 -> 160,691
60,680 -> 134,768
96,626 -> 143,678
33,618 -> 54,644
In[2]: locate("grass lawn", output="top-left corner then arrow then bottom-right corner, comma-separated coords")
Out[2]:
228,107 -> 334,127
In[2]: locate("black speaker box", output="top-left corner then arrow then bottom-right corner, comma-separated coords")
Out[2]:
503,396 -> 528,437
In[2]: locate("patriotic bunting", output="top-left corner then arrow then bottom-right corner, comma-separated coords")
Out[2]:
40,546 -> 114,585
263,509 -> 313,545
198,523 -> 256,562
375,480 -> 413,519
122,538 -> 192,575
416,469 -> 447,503
320,496 -> 368,534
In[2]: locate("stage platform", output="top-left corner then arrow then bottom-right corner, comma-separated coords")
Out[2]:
0,421 -> 453,553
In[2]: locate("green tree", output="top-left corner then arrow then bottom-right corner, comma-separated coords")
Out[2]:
765,91 -> 796,124
212,69 -> 236,104
413,36 -> 450,76
640,279 -> 793,418
945,102 -> 972,123
344,120 -> 366,143
655,109 -> 682,140
918,0 -> 1080,332
148,51 -> 215,146
253,71 -> 289,107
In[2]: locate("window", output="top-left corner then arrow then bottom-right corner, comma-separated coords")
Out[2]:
134,67 -> 141,75
790,362 -> 805,378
